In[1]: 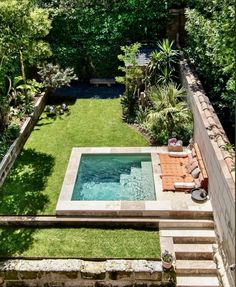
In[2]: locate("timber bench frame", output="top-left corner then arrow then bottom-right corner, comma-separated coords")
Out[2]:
89,78 -> 116,87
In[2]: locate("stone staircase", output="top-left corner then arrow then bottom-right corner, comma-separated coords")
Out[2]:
160,218 -> 220,287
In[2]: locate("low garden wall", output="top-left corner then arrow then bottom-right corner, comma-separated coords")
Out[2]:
179,59 -> 235,286
0,259 -> 175,287
0,93 -> 47,188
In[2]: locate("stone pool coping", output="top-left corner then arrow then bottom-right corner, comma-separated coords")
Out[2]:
56,147 -> 213,216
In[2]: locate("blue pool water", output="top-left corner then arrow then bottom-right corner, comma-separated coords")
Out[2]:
71,154 -> 156,201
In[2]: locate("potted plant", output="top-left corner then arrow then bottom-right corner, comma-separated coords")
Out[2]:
161,250 -> 175,269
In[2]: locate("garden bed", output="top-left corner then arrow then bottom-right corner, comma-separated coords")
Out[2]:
0,93 -> 47,188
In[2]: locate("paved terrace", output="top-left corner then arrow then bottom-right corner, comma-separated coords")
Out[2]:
55,146 -> 212,217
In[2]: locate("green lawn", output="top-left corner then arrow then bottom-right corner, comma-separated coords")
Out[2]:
0,99 -> 160,258
0,227 -> 160,258
0,99 -> 148,215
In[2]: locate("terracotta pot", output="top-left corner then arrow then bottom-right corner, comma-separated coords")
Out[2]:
162,259 -> 173,269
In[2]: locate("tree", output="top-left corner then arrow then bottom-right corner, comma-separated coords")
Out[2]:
36,0 -> 168,78
184,0 -> 235,142
0,0 -> 52,130
116,43 -> 144,122
0,0 -> 52,76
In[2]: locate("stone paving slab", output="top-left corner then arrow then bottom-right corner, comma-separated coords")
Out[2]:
56,147 -> 213,217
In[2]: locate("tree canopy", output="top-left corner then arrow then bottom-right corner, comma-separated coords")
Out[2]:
184,0 -> 235,142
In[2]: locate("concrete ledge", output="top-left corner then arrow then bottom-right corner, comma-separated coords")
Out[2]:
0,259 -> 175,286
0,93 -> 47,188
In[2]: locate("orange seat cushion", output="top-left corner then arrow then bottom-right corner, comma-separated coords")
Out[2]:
159,154 -> 194,192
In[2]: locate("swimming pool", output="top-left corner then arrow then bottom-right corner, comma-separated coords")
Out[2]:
56,147 -> 161,216
71,154 -> 156,201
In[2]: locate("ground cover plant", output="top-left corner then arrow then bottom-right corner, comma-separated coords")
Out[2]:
0,227 -> 160,258
0,99 -> 148,215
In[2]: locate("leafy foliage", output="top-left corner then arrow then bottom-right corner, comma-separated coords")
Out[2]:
37,63 -> 78,94
184,0 -> 235,142
0,0 -> 52,77
144,83 -> 193,144
0,0 -> 51,146
162,250 -> 175,263
148,39 -> 179,85
36,0 -> 168,78
116,43 -> 144,122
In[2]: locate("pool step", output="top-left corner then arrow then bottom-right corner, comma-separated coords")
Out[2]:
141,161 -> 155,200
130,167 -> 142,178
120,172 -> 143,199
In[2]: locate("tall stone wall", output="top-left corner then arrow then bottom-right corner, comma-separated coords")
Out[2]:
179,59 -> 235,286
0,93 -> 47,188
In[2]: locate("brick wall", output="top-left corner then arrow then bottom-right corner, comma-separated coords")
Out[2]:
180,59 -> 235,286
0,93 -> 47,188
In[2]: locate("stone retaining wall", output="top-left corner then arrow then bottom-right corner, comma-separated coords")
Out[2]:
179,59 -> 235,286
0,93 -> 47,188
0,259 -> 175,287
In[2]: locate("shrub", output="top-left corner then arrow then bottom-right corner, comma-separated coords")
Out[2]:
116,43 -> 144,122
184,0 -> 235,142
0,123 -> 20,161
144,83 -> 193,145
38,63 -> 78,95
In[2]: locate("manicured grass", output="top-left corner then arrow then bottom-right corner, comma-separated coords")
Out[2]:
0,227 -> 160,258
0,99 -> 158,258
0,99 -> 148,215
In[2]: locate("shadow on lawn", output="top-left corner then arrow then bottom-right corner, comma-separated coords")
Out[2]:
0,227 -> 34,257
0,148 -> 55,215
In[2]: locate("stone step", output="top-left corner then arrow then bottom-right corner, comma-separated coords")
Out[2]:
120,173 -> 131,186
176,275 -> 220,287
159,219 -> 214,229
130,167 -> 142,178
174,244 -> 214,260
160,229 -> 216,243
176,260 -> 217,274
141,161 -> 156,200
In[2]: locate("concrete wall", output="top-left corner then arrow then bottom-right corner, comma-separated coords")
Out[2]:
179,59 -> 235,286
0,259 -> 175,287
0,93 -> 47,188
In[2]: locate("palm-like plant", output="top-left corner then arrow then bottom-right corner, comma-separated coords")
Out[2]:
147,39 -> 179,86
157,39 -> 179,69
146,82 -> 192,142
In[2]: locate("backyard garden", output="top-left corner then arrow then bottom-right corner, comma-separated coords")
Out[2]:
0,0 -> 234,263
